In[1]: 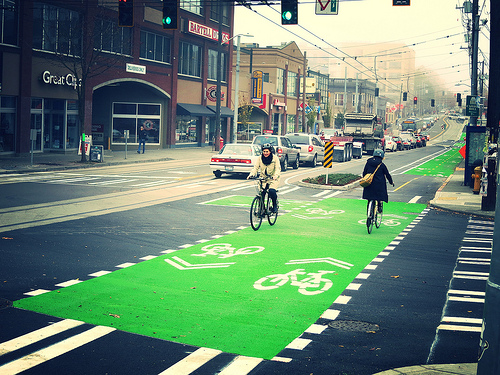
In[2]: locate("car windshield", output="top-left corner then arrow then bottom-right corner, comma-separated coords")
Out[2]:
287,135 -> 309,144
220,144 -> 256,156
253,136 -> 278,146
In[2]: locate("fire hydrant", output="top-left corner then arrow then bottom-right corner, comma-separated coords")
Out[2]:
472,166 -> 481,194
219,136 -> 224,150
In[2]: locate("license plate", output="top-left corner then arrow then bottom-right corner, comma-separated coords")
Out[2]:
225,166 -> 234,171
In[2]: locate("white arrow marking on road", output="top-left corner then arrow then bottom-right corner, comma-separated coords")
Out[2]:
286,257 -> 353,269
165,256 -> 235,270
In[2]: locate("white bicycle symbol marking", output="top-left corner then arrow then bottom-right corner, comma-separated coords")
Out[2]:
191,243 -> 265,259
254,269 -> 335,295
358,217 -> 401,227
305,208 -> 345,215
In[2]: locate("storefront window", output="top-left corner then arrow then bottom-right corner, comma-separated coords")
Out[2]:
286,115 -> 296,133
176,116 -> 199,144
237,122 -> 262,142
0,96 -> 16,153
112,102 -> 161,145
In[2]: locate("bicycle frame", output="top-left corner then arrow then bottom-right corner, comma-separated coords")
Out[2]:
250,177 -> 278,230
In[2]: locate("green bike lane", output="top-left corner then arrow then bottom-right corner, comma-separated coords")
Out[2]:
14,197 -> 426,361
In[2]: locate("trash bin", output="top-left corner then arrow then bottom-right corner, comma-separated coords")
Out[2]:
352,142 -> 363,159
90,145 -> 103,162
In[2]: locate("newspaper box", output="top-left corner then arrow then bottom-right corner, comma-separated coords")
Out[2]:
90,145 -> 103,162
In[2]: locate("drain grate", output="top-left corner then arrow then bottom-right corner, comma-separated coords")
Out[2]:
328,320 -> 380,333
0,298 -> 13,310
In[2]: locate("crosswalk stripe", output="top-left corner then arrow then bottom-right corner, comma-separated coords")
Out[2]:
158,347 -> 222,375
0,319 -> 84,355
0,326 -> 115,375
218,356 -> 263,375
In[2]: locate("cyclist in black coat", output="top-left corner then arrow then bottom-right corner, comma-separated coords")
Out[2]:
362,149 -> 394,211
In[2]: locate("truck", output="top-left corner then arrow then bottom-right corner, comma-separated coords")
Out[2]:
332,113 -> 384,156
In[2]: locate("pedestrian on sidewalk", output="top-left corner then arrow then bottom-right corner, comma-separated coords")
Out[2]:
362,149 -> 394,213
137,125 -> 148,154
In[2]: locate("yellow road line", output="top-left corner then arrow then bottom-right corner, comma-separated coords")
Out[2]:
394,177 -> 420,192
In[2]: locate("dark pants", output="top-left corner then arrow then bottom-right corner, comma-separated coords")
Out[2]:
268,188 -> 278,208
138,139 -> 146,153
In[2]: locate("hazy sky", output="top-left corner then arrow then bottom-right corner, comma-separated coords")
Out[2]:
233,0 -> 490,93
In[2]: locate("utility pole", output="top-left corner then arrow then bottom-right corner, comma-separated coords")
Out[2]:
477,1 -> 499,373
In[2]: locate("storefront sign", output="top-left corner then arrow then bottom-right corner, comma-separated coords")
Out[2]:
42,70 -> 81,90
126,63 -> 146,75
206,86 -> 224,102
252,70 -> 263,103
188,20 -> 230,43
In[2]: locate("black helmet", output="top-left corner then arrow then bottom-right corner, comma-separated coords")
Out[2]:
261,143 -> 275,154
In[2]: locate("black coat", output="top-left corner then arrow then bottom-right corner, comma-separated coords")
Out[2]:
362,156 -> 393,202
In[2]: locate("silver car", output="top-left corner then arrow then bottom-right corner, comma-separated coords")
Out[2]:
285,133 -> 324,167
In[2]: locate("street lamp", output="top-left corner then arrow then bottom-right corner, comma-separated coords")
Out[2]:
223,33 -> 254,143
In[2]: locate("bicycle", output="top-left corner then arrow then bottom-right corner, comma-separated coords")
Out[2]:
249,176 -> 278,231
366,199 -> 383,234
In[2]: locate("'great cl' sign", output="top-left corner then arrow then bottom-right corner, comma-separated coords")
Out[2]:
42,70 -> 81,90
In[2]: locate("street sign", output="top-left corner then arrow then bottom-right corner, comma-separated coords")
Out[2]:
393,0 -> 410,5
315,0 -> 338,15
323,141 -> 333,168
466,95 -> 480,117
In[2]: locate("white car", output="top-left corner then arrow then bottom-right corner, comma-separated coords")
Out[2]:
285,133 -> 324,167
384,135 -> 397,152
210,143 -> 262,178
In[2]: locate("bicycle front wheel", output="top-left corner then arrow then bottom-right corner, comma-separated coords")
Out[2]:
250,196 -> 263,231
267,196 -> 278,226
375,202 -> 383,228
366,200 -> 374,234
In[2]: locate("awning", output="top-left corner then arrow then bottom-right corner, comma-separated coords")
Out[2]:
206,105 -> 234,117
177,103 -> 215,117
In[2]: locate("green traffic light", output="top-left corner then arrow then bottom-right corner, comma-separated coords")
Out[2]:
163,16 -> 172,25
282,11 -> 292,21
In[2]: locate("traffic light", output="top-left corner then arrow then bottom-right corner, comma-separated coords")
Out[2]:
162,0 -> 178,29
403,92 -> 407,101
413,96 -> 417,105
118,0 -> 133,27
281,0 -> 298,25
431,99 -> 435,107
456,93 -> 461,102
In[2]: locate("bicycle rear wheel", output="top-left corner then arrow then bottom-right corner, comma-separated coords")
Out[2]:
375,201 -> 383,228
366,200 -> 374,234
267,196 -> 278,226
250,196 -> 263,231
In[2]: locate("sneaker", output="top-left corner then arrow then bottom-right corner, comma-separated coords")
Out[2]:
271,206 -> 278,213
378,202 -> 383,213
137,151 -> 140,154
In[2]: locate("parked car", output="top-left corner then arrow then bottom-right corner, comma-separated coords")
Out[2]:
210,143 -> 262,178
384,135 -> 397,152
252,135 -> 300,171
392,136 -> 404,151
285,133 -> 324,167
400,136 -> 411,150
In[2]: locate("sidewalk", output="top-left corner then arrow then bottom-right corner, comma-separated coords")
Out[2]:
0,148 -> 493,374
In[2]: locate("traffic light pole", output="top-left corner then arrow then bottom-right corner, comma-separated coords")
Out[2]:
477,1 -> 499,371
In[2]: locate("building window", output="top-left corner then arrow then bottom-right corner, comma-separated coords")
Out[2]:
263,73 -> 270,83
210,2 -> 229,25
181,0 -> 202,16
287,71 -> 297,97
140,30 -> 171,63
33,3 -> 81,56
0,96 -> 16,152
179,42 -> 202,78
334,93 -> 344,106
94,18 -> 132,56
0,0 -> 18,46
208,49 -> 226,82
276,68 -> 285,95
112,103 -> 161,145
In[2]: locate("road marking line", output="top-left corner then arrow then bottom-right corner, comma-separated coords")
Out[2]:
285,338 -> 311,350
218,356 -> 263,375
437,324 -> 482,332
0,319 -> 84,355
442,316 -> 483,324
312,190 -> 332,197
280,186 -> 301,195
55,279 -> 82,287
305,324 -> 328,334
449,296 -> 485,303
140,255 -> 158,261
408,196 -> 422,204
0,326 -> 115,375
321,309 -> 340,320
466,230 -> 494,236
115,262 -> 136,268
334,295 -> 351,304
88,270 -> 111,277
356,273 -> 370,279
24,289 -> 50,296
321,190 -> 343,199
158,347 -> 222,375
346,283 -> 361,290
449,289 -> 486,296
271,356 -> 292,362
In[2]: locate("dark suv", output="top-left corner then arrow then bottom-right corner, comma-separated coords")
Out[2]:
252,135 -> 300,171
